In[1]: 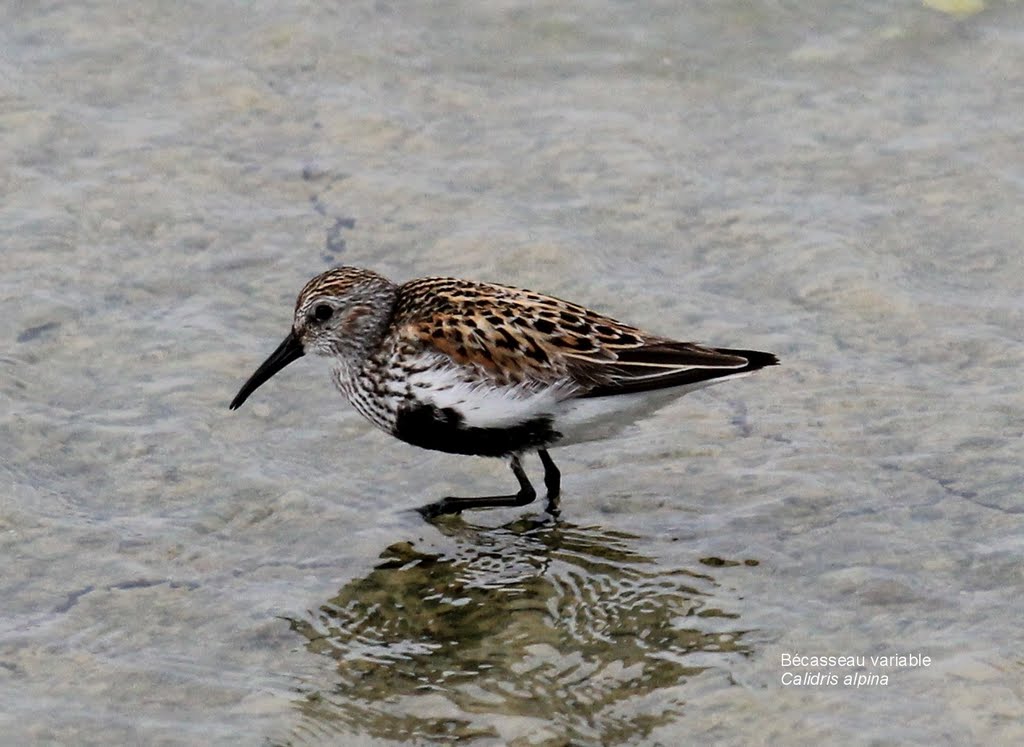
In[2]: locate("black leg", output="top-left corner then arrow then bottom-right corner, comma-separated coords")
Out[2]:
416,455 -> 537,519
537,448 -> 561,516
537,449 -> 560,496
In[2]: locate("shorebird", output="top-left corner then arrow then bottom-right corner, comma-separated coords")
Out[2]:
230,267 -> 778,517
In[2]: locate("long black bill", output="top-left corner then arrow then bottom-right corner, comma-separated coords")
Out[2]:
229,331 -> 305,410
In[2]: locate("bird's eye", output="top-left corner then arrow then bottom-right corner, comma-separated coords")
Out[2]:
313,304 -> 334,322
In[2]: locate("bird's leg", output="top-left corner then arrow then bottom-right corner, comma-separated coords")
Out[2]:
537,448 -> 561,516
416,454 -> 537,519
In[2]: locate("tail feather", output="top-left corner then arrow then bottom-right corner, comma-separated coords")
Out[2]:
713,347 -> 781,372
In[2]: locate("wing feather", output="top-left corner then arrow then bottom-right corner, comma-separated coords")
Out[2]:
390,277 -> 778,397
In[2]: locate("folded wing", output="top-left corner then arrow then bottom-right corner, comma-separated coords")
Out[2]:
394,277 -> 778,399
576,343 -> 778,398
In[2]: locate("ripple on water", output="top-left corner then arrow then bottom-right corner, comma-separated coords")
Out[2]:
283,518 -> 755,745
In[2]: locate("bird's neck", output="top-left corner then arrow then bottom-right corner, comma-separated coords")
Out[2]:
329,284 -> 400,389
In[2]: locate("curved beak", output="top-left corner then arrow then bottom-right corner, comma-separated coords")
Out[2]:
229,330 -> 305,410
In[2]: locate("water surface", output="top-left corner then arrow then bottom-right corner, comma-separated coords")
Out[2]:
2,1 -> 1023,744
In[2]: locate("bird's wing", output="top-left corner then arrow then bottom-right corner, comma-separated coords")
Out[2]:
392,277 -> 776,398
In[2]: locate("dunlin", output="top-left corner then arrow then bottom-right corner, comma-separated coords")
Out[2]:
230,267 -> 778,517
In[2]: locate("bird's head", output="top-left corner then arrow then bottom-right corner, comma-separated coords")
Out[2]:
229,266 -> 397,410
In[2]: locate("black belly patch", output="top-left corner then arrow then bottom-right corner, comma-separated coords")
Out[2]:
393,404 -> 560,457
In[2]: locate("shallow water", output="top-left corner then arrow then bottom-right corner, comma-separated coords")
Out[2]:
3,1 -> 1023,745
288,520 -> 752,744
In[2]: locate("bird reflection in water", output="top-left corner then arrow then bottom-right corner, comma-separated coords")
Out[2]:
285,518 -> 755,744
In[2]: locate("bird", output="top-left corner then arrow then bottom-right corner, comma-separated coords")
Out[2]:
229,266 -> 778,518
